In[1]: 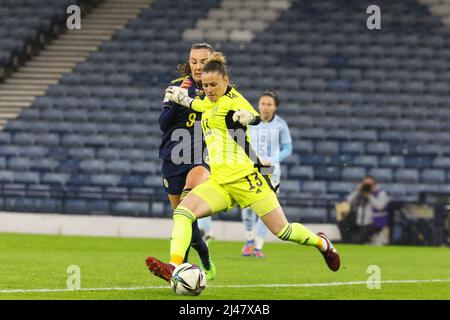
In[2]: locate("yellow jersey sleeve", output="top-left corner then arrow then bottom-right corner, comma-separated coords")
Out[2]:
190,98 -> 211,113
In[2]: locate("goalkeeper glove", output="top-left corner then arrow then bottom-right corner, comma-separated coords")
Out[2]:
232,109 -> 255,126
165,86 -> 193,108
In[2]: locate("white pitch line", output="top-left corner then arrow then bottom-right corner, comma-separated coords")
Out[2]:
0,286 -> 168,294
212,279 -> 450,288
1,279 -> 450,294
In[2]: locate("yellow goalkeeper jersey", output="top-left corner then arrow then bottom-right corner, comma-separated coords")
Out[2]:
191,86 -> 260,184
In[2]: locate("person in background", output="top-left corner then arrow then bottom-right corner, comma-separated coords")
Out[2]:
198,215 -> 215,244
336,176 -> 389,244
241,90 -> 293,258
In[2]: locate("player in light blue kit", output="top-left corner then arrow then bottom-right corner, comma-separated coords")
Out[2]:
241,90 -> 293,258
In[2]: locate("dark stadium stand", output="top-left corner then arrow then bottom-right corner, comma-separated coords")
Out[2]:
0,0 -> 450,222
0,0 -> 84,74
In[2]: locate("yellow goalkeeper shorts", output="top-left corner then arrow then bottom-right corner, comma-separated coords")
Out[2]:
190,171 -> 280,217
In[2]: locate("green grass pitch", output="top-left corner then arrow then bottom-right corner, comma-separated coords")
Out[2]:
0,232 -> 449,300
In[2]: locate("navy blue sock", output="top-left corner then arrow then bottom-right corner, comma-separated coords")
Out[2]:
191,221 -> 211,270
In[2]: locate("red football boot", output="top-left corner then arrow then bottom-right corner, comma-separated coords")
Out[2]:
145,256 -> 175,283
317,232 -> 340,272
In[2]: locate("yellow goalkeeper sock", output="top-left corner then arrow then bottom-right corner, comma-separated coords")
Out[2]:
276,223 -> 322,249
170,206 -> 196,265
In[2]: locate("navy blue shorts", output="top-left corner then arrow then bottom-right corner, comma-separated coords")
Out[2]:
161,160 -> 210,195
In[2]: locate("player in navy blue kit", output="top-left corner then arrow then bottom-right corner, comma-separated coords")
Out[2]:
147,43 -> 216,280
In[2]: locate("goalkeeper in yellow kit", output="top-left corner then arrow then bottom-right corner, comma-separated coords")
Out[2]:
146,52 -> 340,283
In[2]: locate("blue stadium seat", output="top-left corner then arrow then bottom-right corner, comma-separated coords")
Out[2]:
64,199 -> 88,213
121,149 -> 146,161
12,197 -> 37,212
404,156 -> 433,168
408,131 -> 433,143
88,111 -> 112,123
80,160 -> 105,174
111,201 -> 149,216
76,186 -> 103,199
390,143 -> 416,155
394,168 -> 419,183
50,122 -> 74,134
352,130 -> 378,142
299,155 -> 326,166
366,142 -> 391,155
84,135 -> 109,148
67,174 -> 92,186
30,159 -> 58,172
97,148 -> 121,160
383,183 -> 408,199
0,170 -> 14,183
62,134 -> 85,147
340,141 -> 365,154
297,128 -> 325,140
77,123 -> 98,134
420,169 -> 446,184
301,181 -> 326,194
42,109 -> 64,121
341,167 -> 366,181
13,172 -> 40,184
0,146 -> 20,157
83,199 -> 109,214
41,173 -> 70,185
380,155 -> 405,168
326,129 -> 352,141
108,135 -> 135,148
34,133 -> 59,146
21,146 -> 48,158
289,166 -> 314,180
105,160 -> 131,174
293,141 -> 313,154
118,175 -> 145,188
328,181 -> 355,194
91,174 -> 120,187
297,207 -> 328,223
69,148 -> 95,160
19,108 -> 40,120
433,157 -> 450,168
353,155 -> 378,168
314,166 -> 341,180
369,168 -> 393,183
315,141 -> 339,155
379,131 -> 404,142
0,132 -> 11,144
0,157 -> 6,169
130,161 -> 157,174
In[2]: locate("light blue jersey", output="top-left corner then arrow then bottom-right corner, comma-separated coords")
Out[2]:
249,115 -> 292,184
241,114 -> 293,253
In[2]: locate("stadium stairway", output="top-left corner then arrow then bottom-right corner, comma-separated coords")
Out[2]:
420,0 -> 450,26
0,0 -> 152,130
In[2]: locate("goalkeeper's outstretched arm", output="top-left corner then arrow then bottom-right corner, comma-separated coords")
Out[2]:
165,86 -> 209,112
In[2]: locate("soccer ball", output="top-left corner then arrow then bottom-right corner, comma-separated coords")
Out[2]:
170,263 -> 206,296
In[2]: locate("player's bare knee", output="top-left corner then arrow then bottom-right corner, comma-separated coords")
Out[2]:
185,166 -> 209,189
179,195 -> 211,220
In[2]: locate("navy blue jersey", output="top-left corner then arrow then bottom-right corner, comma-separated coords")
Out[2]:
158,75 -> 206,171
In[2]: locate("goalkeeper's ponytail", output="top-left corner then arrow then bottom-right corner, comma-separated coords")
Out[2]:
203,51 -> 231,83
